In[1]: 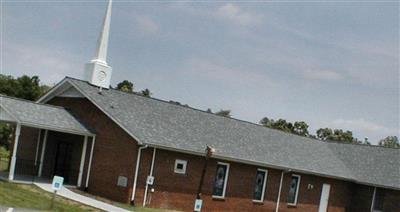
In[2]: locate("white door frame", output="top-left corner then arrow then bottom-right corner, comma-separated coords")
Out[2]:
318,183 -> 331,212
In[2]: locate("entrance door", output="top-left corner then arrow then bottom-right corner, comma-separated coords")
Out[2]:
318,184 -> 331,212
53,142 -> 72,182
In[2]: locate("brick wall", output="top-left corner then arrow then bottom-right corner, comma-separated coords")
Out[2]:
349,184 -> 400,212
135,148 -> 357,212
15,126 -> 39,176
46,96 -> 400,211
49,97 -> 139,203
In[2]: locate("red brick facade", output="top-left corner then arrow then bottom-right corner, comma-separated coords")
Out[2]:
49,97 -> 139,202
13,96 -> 399,212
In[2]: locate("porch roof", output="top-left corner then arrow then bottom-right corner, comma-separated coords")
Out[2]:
0,95 -> 94,136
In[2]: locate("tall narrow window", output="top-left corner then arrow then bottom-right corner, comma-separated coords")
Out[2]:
287,174 -> 301,205
371,187 -> 385,212
212,162 -> 230,198
253,169 -> 268,202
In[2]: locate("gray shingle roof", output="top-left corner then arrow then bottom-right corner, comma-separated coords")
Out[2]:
0,95 -> 93,136
63,78 -> 400,189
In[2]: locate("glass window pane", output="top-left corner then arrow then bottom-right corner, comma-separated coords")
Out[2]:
253,170 -> 266,200
213,164 -> 227,197
287,176 -> 299,204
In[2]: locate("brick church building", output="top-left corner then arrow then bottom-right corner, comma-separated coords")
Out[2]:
0,1 -> 399,211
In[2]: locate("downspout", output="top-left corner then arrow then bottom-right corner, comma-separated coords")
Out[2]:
143,147 -> 156,207
131,145 -> 148,204
275,170 -> 285,212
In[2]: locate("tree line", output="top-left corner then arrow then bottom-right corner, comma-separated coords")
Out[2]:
0,74 -> 398,149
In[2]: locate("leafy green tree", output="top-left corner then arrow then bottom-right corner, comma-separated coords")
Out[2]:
0,74 -> 47,100
0,124 -> 13,150
316,128 -> 333,141
116,80 -> 134,93
140,89 -> 152,97
0,74 -> 50,150
293,121 -> 309,136
215,110 -> 231,117
316,128 -> 357,143
260,117 -> 309,137
379,136 -> 399,148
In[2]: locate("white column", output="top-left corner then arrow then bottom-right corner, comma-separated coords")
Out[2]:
85,136 -> 96,188
275,171 -> 285,212
8,123 -> 21,181
38,130 -> 48,177
77,136 -> 88,187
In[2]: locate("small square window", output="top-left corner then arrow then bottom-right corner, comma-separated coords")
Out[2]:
174,159 -> 187,174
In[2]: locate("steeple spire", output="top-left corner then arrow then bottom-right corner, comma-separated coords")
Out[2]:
85,0 -> 113,89
95,0 -> 112,63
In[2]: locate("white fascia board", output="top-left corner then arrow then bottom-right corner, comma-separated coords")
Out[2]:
0,106 -> 19,123
20,122 -> 94,137
37,77 -> 71,103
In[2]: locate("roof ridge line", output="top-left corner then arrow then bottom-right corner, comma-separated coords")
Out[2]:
65,77 -> 393,150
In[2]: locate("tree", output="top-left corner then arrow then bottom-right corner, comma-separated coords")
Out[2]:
0,74 -> 50,150
215,110 -> 231,117
260,117 -> 309,137
316,128 -> 333,141
379,136 -> 399,148
140,89 -> 152,97
293,121 -> 309,137
316,128 -> 357,143
116,80 -> 134,93
0,74 -> 48,100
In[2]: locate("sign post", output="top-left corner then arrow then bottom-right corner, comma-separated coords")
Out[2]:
50,176 -> 64,210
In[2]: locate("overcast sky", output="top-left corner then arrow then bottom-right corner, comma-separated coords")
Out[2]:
2,1 -> 399,144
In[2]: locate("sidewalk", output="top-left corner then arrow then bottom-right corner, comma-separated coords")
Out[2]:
34,183 -> 131,212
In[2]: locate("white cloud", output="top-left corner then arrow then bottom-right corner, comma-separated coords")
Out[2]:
183,58 -> 275,87
303,69 -> 344,81
135,16 -> 159,34
3,42 -> 82,84
330,118 -> 399,143
215,3 -> 262,26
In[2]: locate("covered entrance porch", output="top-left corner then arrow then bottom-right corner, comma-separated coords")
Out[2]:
0,95 -> 95,187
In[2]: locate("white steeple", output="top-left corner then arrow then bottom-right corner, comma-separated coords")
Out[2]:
85,0 -> 113,89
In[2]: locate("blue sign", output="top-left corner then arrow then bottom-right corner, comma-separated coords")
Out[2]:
194,199 -> 203,212
52,176 -> 64,190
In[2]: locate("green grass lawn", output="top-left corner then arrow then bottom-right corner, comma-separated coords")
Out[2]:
0,180 -> 177,212
70,188 -> 178,212
0,181 -> 100,211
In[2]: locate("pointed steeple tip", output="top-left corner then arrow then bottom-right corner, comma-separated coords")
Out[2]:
85,0 -> 113,89
94,0 -> 112,63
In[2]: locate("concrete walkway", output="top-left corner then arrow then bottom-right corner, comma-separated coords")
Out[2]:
34,183 -> 131,212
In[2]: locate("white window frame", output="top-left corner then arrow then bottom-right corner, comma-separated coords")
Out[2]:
287,174 -> 301,206
252,168 -> 268,203
174,159 -> 187,174
370,187 -> 383,212
212,162 -> 230,199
